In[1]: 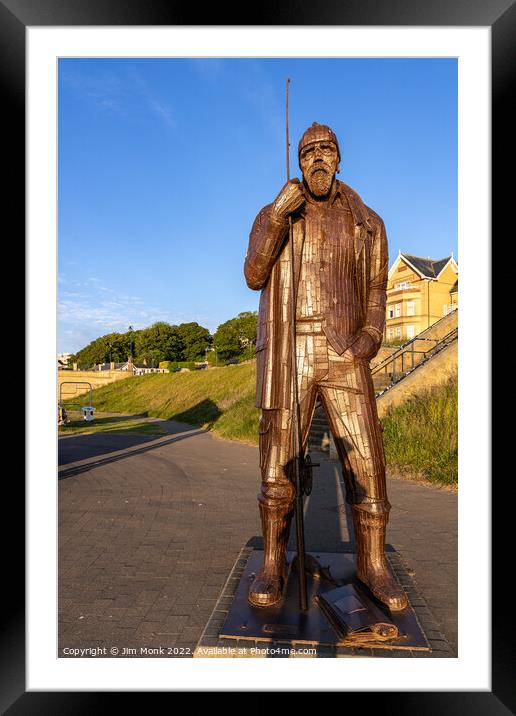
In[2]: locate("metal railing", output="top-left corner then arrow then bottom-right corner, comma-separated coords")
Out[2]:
374,309 -> 458,376
373,327 -> 458,397
373,336 -> 440,378
58,381 -> 94,422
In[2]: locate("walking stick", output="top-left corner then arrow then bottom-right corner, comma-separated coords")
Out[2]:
286,78 -> 308,612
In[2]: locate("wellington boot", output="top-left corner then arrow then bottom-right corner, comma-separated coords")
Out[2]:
352,503 -> 408,612
248,500 -> 292,608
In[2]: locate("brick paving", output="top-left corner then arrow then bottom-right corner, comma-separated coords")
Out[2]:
58,417 -> 457,658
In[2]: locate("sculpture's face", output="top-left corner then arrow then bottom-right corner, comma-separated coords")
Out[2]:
299,140 -> 339,198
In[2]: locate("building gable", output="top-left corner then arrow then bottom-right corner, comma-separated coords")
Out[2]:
435,257 -> 458,280
389,253 -> 456,281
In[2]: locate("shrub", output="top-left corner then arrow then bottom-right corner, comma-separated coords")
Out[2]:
177,361 -> 197,371
159,361 -> 181,372
239,344 -> 257,361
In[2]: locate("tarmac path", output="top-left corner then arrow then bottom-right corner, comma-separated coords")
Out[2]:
58,416 -> 457,657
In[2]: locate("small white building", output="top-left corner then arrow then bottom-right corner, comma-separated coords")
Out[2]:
57,352 -> 73,368
116,361 -> 167,375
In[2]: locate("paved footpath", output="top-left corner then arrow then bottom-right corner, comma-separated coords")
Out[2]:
58,417 -> 457,657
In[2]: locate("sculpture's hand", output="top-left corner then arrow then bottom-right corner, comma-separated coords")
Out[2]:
342,332 -> 377,362
271,178 -> 306,221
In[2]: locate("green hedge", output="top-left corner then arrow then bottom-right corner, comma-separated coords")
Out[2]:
158,360 -> 199,372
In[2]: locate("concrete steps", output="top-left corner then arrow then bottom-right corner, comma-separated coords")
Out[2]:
308,405 -> 331,453
372,373 -> 393,392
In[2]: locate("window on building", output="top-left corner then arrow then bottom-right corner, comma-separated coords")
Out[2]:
395,281 -> 411,289
388,306 -> 394,319
406,301 -> 415,316
406,325 -> 415,339
395,327 -> 401,337
395,304 -> 401,317
388,328 -> 394,338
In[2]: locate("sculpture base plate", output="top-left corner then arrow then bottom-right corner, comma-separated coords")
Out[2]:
219,550 -> 429,650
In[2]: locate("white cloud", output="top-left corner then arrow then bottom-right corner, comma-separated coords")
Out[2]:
58,276 -> 181,352
61,65 -> 175,129
147,97 -> 175,128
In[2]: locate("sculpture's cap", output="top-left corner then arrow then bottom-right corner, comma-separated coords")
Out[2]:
298,122 -> 341,160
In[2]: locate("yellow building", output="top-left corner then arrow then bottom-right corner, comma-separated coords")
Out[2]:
385,253 -> 458,342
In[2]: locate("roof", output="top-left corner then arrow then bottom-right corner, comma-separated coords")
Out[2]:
400,253 -> 455,279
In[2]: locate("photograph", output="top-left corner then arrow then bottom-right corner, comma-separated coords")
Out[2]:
56,56 -> 458,660
14,16 -> 500,705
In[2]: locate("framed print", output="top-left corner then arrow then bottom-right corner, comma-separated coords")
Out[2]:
5,0 -> 508,709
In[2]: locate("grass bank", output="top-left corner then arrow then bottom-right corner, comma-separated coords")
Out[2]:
64,363 -> 260,444
381,375 -> 458,487
64,363 -> 458,485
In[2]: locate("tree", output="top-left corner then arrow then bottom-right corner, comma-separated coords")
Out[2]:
70,331 -> 137,368
213,311 -> 258,361
108,332 -> 134,362
176,322 -> 212,362
134,322 -> 183,365
234,311 -> 258,347
69,321 -> 213,368
213,320 -> 240,360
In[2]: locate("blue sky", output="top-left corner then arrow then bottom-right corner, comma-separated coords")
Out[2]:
58,58 -> 457,354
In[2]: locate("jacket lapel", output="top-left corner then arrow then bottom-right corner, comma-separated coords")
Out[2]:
339,181 -> 374,262
293,215 -> 305,298
339,181 -> 374,321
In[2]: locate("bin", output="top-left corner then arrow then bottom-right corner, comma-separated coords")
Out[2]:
81,406 -> 96,422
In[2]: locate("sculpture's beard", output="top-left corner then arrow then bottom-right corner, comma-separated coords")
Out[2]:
305,165 -> 335,198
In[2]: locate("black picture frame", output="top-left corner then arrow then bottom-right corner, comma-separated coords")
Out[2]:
7,0 -> 505,710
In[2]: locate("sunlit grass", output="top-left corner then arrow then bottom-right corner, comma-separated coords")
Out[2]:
65,363 -> 458,485
381,374 -> 458,486
64,363 -> 261,442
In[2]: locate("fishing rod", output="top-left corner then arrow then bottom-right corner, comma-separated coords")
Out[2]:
286,78 -> 308,612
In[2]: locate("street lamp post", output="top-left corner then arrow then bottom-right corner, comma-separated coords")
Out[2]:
128,325 -> 134,359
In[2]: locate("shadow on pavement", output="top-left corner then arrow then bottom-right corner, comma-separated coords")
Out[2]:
58,426 -> 206,480
58,399 -> 222,469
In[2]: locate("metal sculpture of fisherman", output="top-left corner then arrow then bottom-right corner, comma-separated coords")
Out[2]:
244,122 -> 408,612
